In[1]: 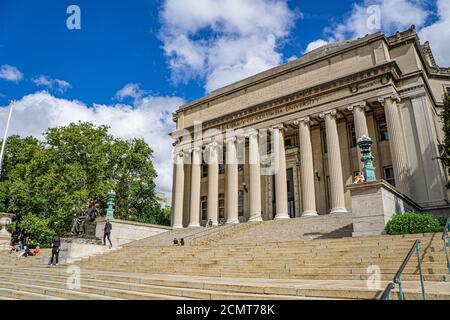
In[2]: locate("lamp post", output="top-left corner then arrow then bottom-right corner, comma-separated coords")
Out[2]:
357,135 -> 377,182
0,100 -> 15,176
106,190 -> 116,219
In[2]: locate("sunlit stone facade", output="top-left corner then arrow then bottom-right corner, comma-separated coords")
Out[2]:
170,27 -> 450,228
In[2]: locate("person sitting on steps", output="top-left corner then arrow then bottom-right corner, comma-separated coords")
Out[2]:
172,238 -> 178,246
180,238 -> 185,246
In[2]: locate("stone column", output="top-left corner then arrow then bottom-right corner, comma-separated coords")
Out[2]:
188,147 -> 202,227
248,129 -> 262,222
172,150 -> 185,228
295,117 -> 318,216
378,95 -> 408,194
225,137 -> 239,224
348,102 -> 369,171
272,125 -> 289,219
320,110 -> 348,214
207,142 -> 219,225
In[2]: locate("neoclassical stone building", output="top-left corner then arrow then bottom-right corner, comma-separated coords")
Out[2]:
170,27 -> 450,228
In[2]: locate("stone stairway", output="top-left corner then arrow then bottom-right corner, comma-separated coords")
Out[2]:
0,215 -> 449,300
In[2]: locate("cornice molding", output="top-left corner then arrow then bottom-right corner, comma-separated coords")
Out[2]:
176,62 -> 401,134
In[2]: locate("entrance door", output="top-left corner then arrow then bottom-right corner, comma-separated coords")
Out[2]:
272,168 -> 296,218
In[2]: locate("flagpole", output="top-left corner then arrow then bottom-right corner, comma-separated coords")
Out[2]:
0,100 -> 15,176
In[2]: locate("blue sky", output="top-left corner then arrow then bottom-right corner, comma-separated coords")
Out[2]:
0,0 -> 448,195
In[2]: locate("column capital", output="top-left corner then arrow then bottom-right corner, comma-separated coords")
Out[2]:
191,146 -> 202,153
270,123 -> 286,132
294,116 -> 311,126
224,136 -> 237,144
319,109 -> 337,119
378,93 -> 401,106
246,128 -> 259,138
347,101 -> 367,112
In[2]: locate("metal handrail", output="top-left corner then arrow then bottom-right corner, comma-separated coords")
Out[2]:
442,217 -> 450,273
381,240 -> 426,300
380,282 -> 395,300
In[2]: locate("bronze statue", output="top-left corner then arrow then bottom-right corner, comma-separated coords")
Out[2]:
69,201 -> 98,236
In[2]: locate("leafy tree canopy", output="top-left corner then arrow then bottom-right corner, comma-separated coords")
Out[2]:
0,122 -> 170,244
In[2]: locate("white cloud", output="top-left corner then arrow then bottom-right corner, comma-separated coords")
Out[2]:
32,75 -> 72,93
304,39 -> 328,53
0,91 -> 184,195
160,0 -> 298,92
115,83 -> 148,103
306,0 -> 449,67
419,0 -> 450,66
0,64 -> 24,83
325,0 -> 429,41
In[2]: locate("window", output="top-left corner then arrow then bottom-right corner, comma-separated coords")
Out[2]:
238,164 -> 244,172
219,163 -> 225,175
378,117 -> 389,141
238,191 -> 244,217
218,193 -> 225,220
284,137 -> 294,148
201,196 -> 207,221
383,166 -> 396,187
349,124 -> 357,147
322,128 -> 328,153
201,163 -> 208,178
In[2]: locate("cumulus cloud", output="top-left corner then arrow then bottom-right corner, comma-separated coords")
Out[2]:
419,0 -> 450,66
32,75 -> 72,93
305,0 -> 449,67
0,91 -> 184,195
304,39 -> 329,53
159,0 -> 298,92
0,64 -> 24,83
114,83 -> 148,103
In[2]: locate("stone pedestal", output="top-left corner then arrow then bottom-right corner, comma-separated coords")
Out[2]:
0,213 -> 14,250
59,237 -> 106,264
348,180 -> 420,237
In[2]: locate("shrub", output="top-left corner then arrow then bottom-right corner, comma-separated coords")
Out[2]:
17,214 -> 55,247
437,215 -> 450,228
385,212 -> 442,235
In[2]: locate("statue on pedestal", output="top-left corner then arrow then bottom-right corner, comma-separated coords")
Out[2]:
69,201 -> 98,237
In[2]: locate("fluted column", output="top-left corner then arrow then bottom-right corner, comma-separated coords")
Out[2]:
348,102 -> 369,171
273,125 -> 289,219
295,117 -> 318,216
320,110 -> 348,214
207,142 -> 219,225
248,129 -> 262,222
188,147 -> 202,227
172,150 -> 185,228
225,136 -> 239,224
378,95 -> 409,194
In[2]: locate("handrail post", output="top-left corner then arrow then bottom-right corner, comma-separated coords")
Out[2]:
415,243 -> 426,300
444,237 -> 450,273
398,276 -> 404,300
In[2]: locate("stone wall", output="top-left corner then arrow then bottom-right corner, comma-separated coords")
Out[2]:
95,218 -> 172,247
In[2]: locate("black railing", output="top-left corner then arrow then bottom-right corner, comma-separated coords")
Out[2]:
381,240 -> 426,300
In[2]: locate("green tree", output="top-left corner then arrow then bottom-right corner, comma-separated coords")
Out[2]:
0,122 -> 163,242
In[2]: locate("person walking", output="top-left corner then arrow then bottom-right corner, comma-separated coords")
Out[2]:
50,235 -> 61,266
103,220 -> 113,248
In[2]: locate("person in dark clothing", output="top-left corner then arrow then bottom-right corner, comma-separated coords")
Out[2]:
180,238 -> 185,246
172,238 -> 178,246
50,236 -> 61,266
103,220 -> 112,248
